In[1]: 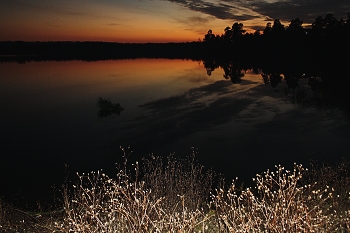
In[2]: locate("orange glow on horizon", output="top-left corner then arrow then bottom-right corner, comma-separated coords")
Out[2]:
2,0 -> 348,43
0,0 -> 255,43
0,22 -> 203,43
2,0 -> 317,43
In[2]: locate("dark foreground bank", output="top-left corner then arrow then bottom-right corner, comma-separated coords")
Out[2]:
1,154 -> 350,232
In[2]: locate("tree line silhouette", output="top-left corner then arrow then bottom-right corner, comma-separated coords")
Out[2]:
0,13 -> 349,64
204,13 -> 350,62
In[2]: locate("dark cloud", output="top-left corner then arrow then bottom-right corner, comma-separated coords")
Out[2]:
174,15 -> 212,31
166,0 -> 260,21
264,16 -> 274,21
106,23 -> 120,26
165,0 -> 350,26
187,16 -> 210,24
251,0 -> 350,23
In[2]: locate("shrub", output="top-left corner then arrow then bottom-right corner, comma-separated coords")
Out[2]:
212,164 -> 335,232
142,151 -> 214,212
302,160 -> 350,231
59,149 -> 216,232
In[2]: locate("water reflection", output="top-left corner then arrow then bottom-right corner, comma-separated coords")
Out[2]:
131,80 -> 252,146
1,58 -> 350,208
203,59 -> 350,118
96,97 -> 124,118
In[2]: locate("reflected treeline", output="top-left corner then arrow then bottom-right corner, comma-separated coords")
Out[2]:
202,57 -> 350,118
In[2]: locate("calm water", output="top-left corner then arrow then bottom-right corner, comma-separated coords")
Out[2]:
1,59 -> 350,205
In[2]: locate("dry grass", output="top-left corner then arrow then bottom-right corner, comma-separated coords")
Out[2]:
302,160 -> 350,231
56,148 -> 217,232
1,152 -> 350,232
212,164 -> 333,232
142,152 -> 214,212
0,198 -> 61,232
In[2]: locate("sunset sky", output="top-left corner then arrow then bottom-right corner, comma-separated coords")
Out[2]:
0,0 -> 349,42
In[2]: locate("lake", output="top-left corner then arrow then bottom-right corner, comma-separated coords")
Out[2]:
1,58 -> 350,206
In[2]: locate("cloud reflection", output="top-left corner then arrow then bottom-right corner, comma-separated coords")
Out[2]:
117,80 -> 255,151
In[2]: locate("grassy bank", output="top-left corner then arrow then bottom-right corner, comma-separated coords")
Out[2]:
1,150 -> 350,232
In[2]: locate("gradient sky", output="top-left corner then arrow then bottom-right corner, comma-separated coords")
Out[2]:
0,0 -> 349,42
